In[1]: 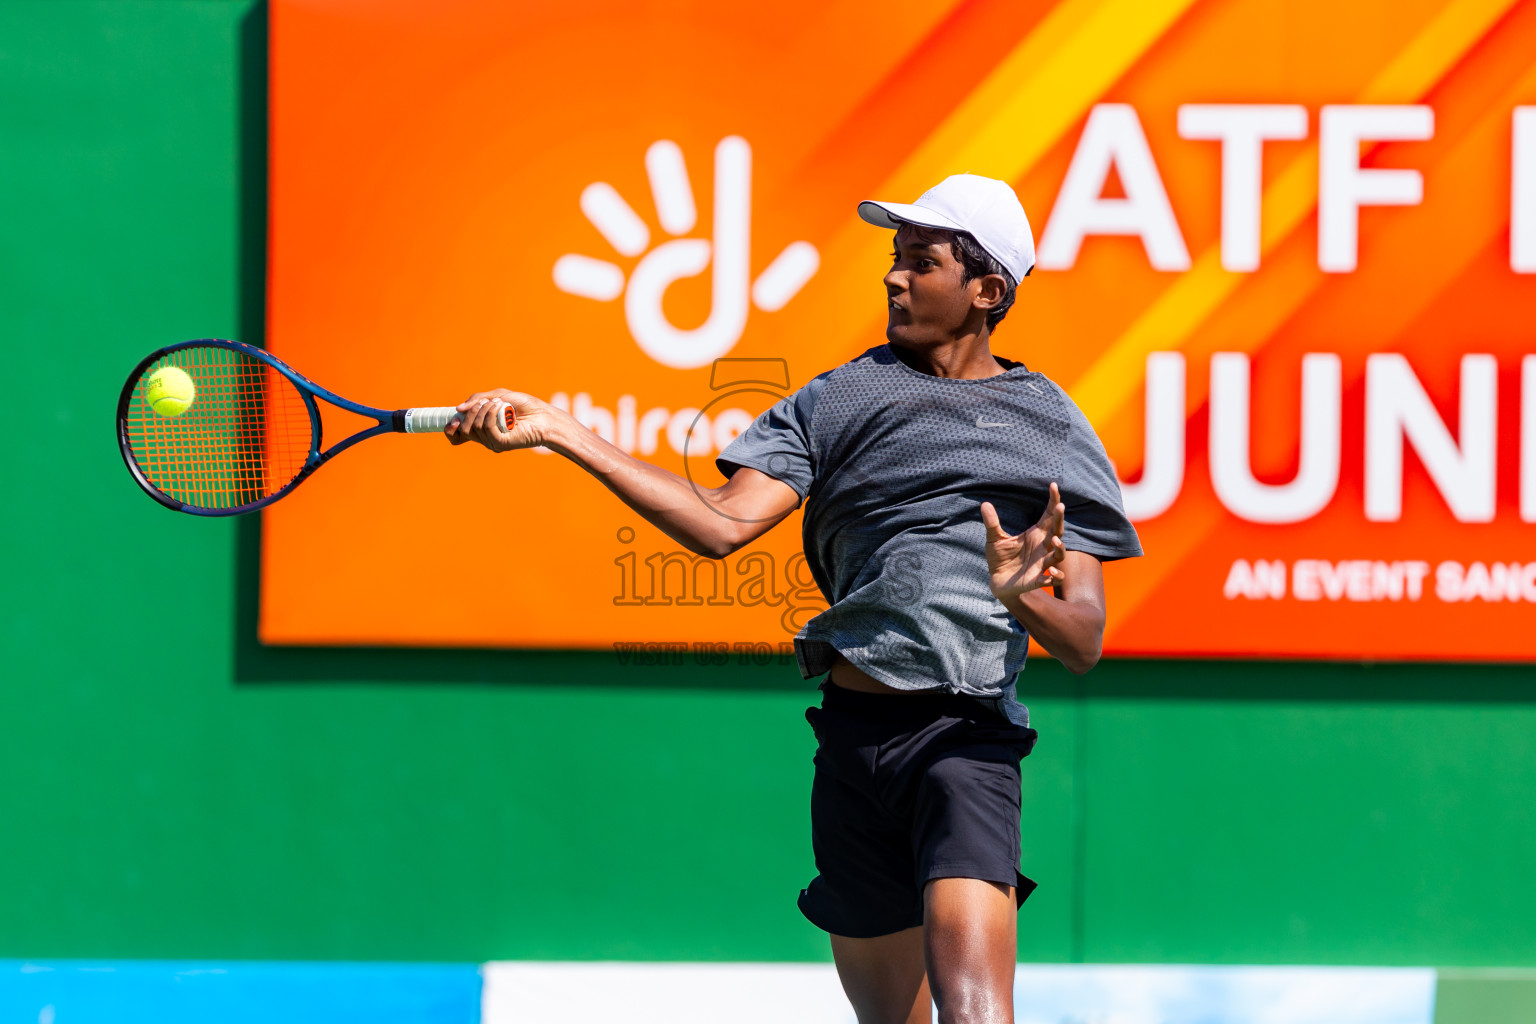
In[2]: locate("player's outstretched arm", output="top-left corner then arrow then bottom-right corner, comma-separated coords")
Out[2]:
980,482 -> 1108,674
445,388 -> 799,559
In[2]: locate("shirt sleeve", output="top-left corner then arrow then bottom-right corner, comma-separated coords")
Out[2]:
1057,389 -> 1144,561
714,372 -> 828,500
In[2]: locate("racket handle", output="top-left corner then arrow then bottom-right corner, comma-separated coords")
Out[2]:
401,402 -> 516,434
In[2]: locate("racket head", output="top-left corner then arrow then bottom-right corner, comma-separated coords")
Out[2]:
117,339 -> 320,516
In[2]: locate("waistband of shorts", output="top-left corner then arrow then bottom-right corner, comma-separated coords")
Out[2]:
819,678 -> 988,721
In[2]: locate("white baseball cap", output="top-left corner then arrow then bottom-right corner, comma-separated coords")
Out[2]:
858,173 -> 1036,284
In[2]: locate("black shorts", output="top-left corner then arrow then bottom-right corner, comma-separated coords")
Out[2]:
797,680 -> 1040,939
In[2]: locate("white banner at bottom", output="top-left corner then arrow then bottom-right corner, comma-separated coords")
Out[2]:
480,962 -> 1437,1024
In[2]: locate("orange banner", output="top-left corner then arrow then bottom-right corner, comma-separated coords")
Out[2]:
266,0 -> 1536,660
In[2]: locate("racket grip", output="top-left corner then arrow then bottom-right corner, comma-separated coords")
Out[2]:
402,402 -> 516,434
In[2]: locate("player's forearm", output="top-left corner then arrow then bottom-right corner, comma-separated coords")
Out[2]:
543,409 -> 737,558
999,590 -> 1105,674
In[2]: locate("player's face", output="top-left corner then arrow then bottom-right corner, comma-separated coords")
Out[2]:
883,224 -> 984,348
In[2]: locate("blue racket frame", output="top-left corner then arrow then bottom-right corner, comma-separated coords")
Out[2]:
117,338 -> 412,517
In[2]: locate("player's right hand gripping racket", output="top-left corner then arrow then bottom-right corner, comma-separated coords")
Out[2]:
117,338 -> 515,516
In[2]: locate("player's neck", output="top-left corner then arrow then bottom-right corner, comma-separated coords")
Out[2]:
888,332 -> 1005,380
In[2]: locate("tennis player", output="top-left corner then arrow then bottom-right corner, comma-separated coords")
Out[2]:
447,173 -> 1142,1024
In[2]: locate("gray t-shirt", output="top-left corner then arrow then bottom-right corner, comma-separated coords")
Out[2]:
715,343 -> 1143,726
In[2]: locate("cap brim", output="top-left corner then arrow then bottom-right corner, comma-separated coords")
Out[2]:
857,200 -> 965,233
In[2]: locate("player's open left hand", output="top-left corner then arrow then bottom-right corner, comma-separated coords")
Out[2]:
445,389 -> 549,453
980,482 -> 1067,600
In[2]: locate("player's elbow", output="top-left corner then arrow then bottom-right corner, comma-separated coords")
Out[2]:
700,524 -> 746,560
1063,647 -> 1101,675
1061,633 -> 1104,674
700,539 -> 734,560
703,508 -> 782,559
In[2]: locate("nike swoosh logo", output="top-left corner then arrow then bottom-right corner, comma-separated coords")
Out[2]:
975,415 -> 1012,428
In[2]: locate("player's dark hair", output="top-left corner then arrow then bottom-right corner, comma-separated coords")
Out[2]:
949,231 -> 1016,332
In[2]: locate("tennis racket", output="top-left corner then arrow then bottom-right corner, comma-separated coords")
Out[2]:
116,338 -> 515,516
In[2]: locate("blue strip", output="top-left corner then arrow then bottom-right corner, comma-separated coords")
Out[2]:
0,960 -> 482,1024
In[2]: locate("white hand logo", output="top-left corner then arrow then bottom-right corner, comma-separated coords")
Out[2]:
553,137 -> 819,370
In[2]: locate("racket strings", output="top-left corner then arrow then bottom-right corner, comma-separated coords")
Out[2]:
125,346 -> 315,509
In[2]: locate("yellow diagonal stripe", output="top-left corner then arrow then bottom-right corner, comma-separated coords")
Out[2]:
1068,0 -> 1521,424
884,0 -> 1203,198
814,0 -> 1202,355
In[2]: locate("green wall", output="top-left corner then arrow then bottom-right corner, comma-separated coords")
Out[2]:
1,0 -> 1533,967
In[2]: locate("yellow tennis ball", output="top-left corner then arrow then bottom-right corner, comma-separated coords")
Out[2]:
145,365 -> 196,418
